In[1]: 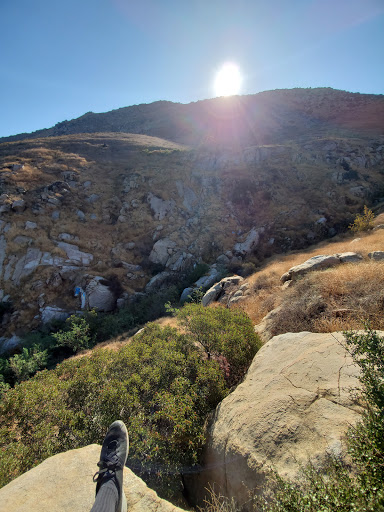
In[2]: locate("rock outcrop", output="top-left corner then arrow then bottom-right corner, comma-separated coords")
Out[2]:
233,227 -> 264,256
368,251 -> 384,261
0,444 -> 185,512
201,275 -> 244,306
186,331 -> 364,510
281,252 -> 362,282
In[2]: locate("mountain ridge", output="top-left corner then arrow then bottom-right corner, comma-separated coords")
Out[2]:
2,87 -> 384,147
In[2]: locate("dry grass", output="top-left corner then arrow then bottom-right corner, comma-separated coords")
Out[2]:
242,228 -> 384,332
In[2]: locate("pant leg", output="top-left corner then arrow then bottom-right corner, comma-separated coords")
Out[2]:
90,478 -> 119,512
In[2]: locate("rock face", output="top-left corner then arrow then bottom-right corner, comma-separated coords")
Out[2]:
147,193 -> 175,220
233,227 -> 264,256
186,331 -> 363,510
0,444 -> 185,512
281,255 -> 341,282
57,242 -> 94,266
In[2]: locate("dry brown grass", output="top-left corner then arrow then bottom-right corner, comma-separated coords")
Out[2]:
242,228 -> 384,332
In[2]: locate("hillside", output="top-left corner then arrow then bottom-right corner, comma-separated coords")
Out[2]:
1,225 -> 384,510
0,88 -> 384,342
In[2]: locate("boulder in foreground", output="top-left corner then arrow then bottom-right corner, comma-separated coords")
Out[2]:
186,331 -> 364,510
0,444 -> 185,512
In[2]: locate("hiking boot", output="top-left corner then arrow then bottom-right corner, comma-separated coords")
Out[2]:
93,420 -> 129,512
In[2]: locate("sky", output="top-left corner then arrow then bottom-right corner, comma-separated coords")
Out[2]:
0,0 -> 383,138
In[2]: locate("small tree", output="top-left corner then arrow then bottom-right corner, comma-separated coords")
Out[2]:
349,205 -> 375,233
53,315 -> 93,352
9,346 -> 48,382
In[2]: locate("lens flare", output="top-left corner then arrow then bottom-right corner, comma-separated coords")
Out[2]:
214,63 -> 242,97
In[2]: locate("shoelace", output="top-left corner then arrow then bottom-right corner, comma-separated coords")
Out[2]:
93,453 -> 124,482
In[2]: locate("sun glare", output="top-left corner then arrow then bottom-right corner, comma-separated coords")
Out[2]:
214,63 -> 242,97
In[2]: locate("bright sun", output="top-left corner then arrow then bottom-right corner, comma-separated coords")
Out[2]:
214,62 -> 242,97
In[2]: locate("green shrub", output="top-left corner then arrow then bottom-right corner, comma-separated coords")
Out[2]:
8,346 -> 48,382
349,205 -> 375,233
172,304 -> 261,386
53,314 -> 94,352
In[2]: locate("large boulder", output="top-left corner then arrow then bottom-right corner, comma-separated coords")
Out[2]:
40,305 -> 70,324
0,444 -> 185,512
57,242 -> 93,266
145,271 -> 174,293
147,193 -> 175,220
234,227 -> 264,256
186,331 -> 364,510
149,238 -> 177,266
11,199 -> 26,212
368,251 -> 384,261
0,334 -> 21,355
86,276 -> 116,312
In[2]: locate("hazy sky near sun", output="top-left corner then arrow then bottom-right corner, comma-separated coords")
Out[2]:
0,0 -> 383,138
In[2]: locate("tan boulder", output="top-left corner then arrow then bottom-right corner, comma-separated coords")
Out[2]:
280,252 -> 363,282
280,254 -> 341,282
0,444 -> 186,512
186,331 -> 365,510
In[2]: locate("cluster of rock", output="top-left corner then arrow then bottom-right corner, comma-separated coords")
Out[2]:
1,126 -> 384,342
201,275 -> 249,307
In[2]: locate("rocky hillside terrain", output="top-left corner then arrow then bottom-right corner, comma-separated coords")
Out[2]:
0,217 -> 383,510
0,88 -> 384,343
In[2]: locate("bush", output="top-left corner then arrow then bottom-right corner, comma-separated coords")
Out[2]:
349,205 -> 375,233
53,314 -> 95,352
9,346 -> 48,382
172,304 -> 261,386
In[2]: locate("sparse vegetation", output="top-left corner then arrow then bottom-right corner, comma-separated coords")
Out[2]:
349,205 -> 375,233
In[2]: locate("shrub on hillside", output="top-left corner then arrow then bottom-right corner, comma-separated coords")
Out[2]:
349,205 -> 375,233
172,304 -> 261,386
53,314 -> 94,352
9,346 -> 48,382
0,323 -> 229,498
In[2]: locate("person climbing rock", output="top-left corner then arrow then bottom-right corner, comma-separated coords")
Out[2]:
91,421 -> 129,512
